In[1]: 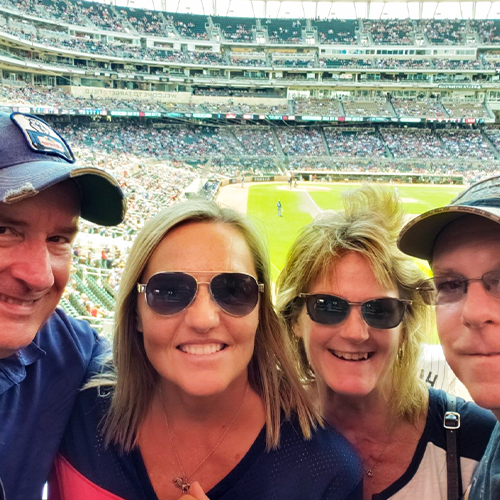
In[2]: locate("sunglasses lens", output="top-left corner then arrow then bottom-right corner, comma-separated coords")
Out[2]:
306,295 -> 349,325
362,298 -> 406,329
145,273 -> 196,315
211,273 -> 259,316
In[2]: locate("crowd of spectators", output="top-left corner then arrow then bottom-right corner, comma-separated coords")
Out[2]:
49,120 -> 500,169
381,128 -> 453,159
266,19 -> 302,44
365,19 -> 414,45
373,58 -> 433,69
319,57 -> 372,69
218,22 -> 253,42
293,97 -> 341,116
85,3 -> 123,32
124,10 -> 166,36
391,98 -> 447,118
276,127 -> 326,156
379,127 -> 498,161
420,19 -> 467,45
475,20 -> 500,44
0,84 -> 493,124
173,15 -> 208,40
324,129 -> 386,157
5,1 -> 500,49
229,55 -> 267,67
443,101 -> 491,119
342,99 -> 393,117
232,127 -> 279,156
0,84 -> 294,114
272,56 -> 315,68
439,129 -> 496,160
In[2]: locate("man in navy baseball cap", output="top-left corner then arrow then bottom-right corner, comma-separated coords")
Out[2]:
398,176 -> 500,499
0,112 -> 126,499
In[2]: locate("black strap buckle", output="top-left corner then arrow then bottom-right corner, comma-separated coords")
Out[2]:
444,411 -> 461,430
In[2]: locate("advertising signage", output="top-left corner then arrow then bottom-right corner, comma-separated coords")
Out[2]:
13,107 -> 486,126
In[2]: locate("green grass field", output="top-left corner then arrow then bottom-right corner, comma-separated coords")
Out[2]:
246,182 -> 462,280
246,181 -> 463,344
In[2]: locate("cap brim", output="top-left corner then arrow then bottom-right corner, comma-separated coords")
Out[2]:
0,160 -> 125,226
398,205 -> 500,261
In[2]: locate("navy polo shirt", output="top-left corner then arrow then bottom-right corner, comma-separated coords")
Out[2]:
0,308 -> 108,500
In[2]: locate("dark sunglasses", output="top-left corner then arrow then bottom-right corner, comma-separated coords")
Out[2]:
298,293 -> 411,329
137,271 -> 264,317
416,270 -> 500,306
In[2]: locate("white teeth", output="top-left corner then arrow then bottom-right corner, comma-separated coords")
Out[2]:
332,350 -> 370,361
0,293 -> 35,307
179,343 -> 225,355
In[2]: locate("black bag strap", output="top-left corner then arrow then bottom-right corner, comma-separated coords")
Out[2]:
0,476 -> 5,500
445,393 -> 463,500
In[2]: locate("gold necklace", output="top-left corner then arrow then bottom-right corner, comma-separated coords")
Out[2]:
160,384 -> 249,493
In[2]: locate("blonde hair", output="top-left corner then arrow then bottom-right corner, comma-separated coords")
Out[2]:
92,199 -> 319,451
275,185 -> 432,423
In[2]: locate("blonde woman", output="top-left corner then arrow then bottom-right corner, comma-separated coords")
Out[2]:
50,200 -> 362,500
276,186 -> 495,500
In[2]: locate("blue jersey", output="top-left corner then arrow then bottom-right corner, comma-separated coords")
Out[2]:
0,308 -> 107,500
468,423 -> 500,500
52,383 -> 363,500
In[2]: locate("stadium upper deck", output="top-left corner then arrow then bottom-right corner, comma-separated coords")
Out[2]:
3,0 -> 500,47
2,0 -> 500,126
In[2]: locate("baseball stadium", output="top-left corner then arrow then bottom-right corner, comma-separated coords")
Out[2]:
1,0 -> 497,399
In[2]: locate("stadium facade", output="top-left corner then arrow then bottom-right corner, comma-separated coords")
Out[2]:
2,0 -> 500,183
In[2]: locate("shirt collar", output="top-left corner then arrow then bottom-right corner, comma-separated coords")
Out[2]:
0,342 -> 45,395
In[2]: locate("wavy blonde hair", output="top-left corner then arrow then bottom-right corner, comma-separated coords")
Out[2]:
275,185 -> 433,423
91,199 -> 319,451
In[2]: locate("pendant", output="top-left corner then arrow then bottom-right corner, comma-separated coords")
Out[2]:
366,469 -> 374,478
173,476 -> 191,493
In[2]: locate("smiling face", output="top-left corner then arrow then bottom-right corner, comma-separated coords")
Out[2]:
0,181 -> 80,358
433,215 -> 500,419
136,221 -> 260,399
294,251 -> 403,400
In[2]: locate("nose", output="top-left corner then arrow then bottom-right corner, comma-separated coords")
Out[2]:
10,241 -> 54,292
338,306 -> 370,344
461,280 -> 498,329
183,284 -> 220,332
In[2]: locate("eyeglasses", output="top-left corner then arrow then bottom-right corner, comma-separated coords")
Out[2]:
298,293 -> 411,329
137,271 -> 264,317
416,270 -> 500,306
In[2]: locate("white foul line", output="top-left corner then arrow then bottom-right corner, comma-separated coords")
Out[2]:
305,190 -> 323,216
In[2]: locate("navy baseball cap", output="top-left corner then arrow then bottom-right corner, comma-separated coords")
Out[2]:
0,112 -> 126,226
398,175 -> 500,261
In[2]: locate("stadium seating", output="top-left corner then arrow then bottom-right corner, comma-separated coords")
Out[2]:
314,19 -> 358,44
364,19 -> 415,45
265,18 -> 302,43
213,16 -> 254,42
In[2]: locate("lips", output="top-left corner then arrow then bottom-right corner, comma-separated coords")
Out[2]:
330,350 -> 372,361
178,343 -> 226,355
0,292 -> 38,308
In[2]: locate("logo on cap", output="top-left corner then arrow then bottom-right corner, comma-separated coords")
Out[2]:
11,113 -> 75,163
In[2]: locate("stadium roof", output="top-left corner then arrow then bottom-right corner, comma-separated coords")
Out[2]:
107,0 -> 500,20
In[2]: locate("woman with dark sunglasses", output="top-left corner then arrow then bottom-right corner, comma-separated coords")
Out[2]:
276,185 -> 496,500
49,199 -> 362,500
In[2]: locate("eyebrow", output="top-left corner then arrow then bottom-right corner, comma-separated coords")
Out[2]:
0,214 -> 30,228
0,214 -> 79,237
